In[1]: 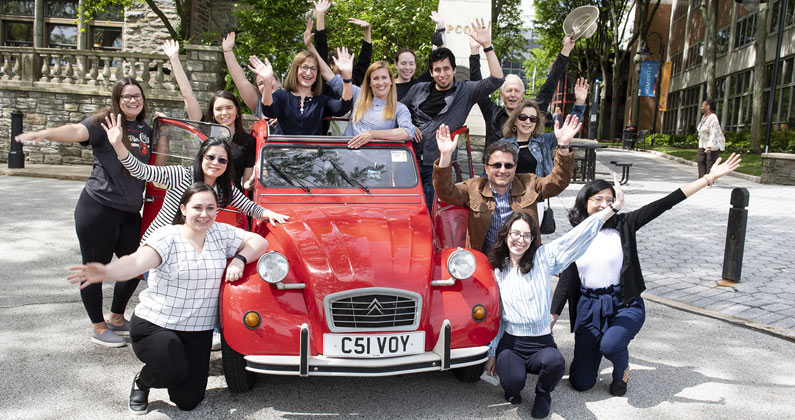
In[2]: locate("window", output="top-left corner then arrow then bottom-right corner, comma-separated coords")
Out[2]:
90,26 -> 122,50
769,0 -> 795,32
686,41 -> 703,69
763,57 -> 795,129
681,84 -> 704,134
725,69 -> 754,130
671,51 -> 684,76
716,26 -> 730,56
47,23 -> 76,48
734,13 -> 757,49
673,0 -> 688,21
1,1 -> 123,48
3,19 -> 31,45
46,0 -> 76,18
2,0 -> 34,15
663,90 -> 681,134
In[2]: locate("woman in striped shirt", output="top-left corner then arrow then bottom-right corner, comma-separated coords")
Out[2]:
484,176 -> 623,419
102,114 -> 288,243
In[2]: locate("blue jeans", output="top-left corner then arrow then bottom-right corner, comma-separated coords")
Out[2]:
419,164 -> 435,213
495,333 -> 565,397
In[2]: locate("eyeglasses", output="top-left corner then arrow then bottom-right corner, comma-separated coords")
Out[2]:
299,64 -> 318,74
516,114 -> 538,123
508,231 -> 534,242
485,162 -> 515,170
204,154 -> 228,165
589,196 -> 615,205
120,94 -> 143,102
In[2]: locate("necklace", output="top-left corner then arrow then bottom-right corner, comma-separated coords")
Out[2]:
300,95 -> 313,115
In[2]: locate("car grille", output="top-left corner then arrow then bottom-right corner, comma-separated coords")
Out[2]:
327,292 -> 420,331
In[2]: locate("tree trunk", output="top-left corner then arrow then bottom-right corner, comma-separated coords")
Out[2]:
609,53 -> 624,141
703,0 -> 718,98
598,58 -> 610,140
750,4 -> 768,153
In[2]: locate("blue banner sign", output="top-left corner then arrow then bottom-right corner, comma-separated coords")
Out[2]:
639,60 -> 659,97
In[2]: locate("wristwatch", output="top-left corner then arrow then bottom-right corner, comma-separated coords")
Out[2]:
233,254 -> 248,265
483,45 -> 494,53
557,145 -> 570,151
342,78 -> 353,84
608,204 -> 619,213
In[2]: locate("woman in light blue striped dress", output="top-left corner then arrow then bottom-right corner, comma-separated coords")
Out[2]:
483,176 -> 623,418
312,47 -> 415,148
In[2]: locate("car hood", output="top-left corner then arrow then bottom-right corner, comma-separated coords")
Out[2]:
273,205 -> 433,323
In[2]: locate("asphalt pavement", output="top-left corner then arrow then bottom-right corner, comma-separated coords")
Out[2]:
1,152 -> 794,419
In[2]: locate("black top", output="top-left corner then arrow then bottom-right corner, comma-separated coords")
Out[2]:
516,141 -> 538,174
80,116 -> 151,213
254,90 -> 352,135
551,188 -> 688,331
229,131 -> 256,190
396,71 -> 433,101
419,84 -> 454,118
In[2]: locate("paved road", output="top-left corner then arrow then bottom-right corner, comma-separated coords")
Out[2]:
542,149 -> 795,335
1,176 -> 794,419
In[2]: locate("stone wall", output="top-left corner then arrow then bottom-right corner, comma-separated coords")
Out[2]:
123,1 -> 180,53
0,45 -> 226,165
761,153 -> 795,185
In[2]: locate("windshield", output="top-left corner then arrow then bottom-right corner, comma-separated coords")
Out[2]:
261,145 -> 418,189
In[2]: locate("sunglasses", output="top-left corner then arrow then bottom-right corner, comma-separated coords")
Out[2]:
485,162 -> 515,170
204,154 -> 228,165
516,114 -> 538,123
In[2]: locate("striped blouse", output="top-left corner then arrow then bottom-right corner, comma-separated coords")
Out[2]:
120,154 -> 265,243
488,213 -> 605,357
328,75 -> 416,138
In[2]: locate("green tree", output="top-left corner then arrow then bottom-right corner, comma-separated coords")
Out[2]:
492,0 -> 528,63
78,0 -> 190,42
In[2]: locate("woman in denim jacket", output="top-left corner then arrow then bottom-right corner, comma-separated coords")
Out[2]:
499,78 -> 589,177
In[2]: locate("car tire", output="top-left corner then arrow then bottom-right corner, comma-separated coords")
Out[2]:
452,362 -> 485,383
221,334 -> 256,393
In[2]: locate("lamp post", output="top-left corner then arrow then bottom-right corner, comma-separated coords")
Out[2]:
638,32 -> 666,146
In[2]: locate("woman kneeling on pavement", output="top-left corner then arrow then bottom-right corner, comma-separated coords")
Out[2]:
551,153 -> 741,397
484,175 -> 624,418
69,183 -> 269,414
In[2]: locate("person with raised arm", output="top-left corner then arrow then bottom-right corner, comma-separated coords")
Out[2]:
551,154 -> 741,397
15,78 -> 165,348
395,10 -> 447,100
163,39 -> 256,191
484,174 -> 624,418
431,116 -> 578,253
401,18 -> 504,211
310,0 -> 372,88
68,183 -> 269,414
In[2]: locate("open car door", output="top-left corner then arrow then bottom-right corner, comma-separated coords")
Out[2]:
142,117 -> 247,236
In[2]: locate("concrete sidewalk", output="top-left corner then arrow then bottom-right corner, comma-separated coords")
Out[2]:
0,163 -> 92,181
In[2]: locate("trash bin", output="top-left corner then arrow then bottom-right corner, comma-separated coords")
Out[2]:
622,125 -> 637,150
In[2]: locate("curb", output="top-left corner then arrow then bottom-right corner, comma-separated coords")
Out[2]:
643,293 -> 795,343
643,150 -> 762,183
0,166 -> 90,182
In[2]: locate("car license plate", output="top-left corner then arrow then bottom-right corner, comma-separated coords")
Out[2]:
323,332 -> 425,358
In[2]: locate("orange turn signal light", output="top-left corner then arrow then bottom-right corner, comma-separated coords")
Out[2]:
472,304 -> 487,322
244,311 -> 261,329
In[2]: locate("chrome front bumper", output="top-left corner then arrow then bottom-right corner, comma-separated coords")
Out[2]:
243,320 -> 489,377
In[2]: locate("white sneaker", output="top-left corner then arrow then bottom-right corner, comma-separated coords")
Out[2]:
212,330 -> 221,351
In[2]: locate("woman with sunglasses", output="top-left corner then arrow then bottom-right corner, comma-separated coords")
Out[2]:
550,153 -> 741,397
484,176 -> 623,418
15,78 -> 166,347
103,114 -> 288,245
499,78 -> 588,177
247,47 -> 353,135
163,39 -> 256,192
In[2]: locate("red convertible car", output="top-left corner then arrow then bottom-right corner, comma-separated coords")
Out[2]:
145,118 -> 500,393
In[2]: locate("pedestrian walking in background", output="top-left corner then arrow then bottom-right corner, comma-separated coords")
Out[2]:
697,98 -> 726,178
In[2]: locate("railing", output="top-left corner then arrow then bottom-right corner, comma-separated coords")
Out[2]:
0,46 -> 176,90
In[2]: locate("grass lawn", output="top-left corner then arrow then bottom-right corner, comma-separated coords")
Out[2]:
646,146 -> 763,177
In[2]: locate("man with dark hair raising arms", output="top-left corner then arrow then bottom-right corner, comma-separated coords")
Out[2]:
401,18 -> 504,210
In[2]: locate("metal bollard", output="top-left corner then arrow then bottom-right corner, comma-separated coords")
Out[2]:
721,188 -> 749,284
8,109 -> 25,169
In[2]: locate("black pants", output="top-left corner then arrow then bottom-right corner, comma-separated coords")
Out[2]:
74,190 -> 141,323
697,148 -> 720,178
130,314 -> 212,411
495,333 -> 565,398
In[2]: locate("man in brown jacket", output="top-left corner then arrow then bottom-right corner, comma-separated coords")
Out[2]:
432,118 -> 579,252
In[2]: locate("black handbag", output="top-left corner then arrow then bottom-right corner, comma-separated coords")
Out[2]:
539,198 -> 556,234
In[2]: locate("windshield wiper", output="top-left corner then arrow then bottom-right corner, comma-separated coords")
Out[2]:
329,160 -> 369,194
268,160 -> 311,193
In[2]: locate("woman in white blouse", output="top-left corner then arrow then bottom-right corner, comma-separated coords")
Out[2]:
697,98 -> 726,178
484,177 -> 623,418
69,183 -> 268,414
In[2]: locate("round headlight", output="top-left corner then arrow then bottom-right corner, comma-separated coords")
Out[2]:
447,248 -> 476,280
257,251 -> 289,284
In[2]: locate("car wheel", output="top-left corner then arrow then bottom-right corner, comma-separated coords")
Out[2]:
221,334 -> 256,393
452,362 -> 485,383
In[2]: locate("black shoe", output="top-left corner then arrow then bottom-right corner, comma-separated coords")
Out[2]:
129,374 -> 150,415
531,393 -> 551,418
504,391 -> 522,405
609,379 -> 627,396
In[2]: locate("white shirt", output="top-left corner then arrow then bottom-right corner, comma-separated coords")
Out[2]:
575,228 -> 623,290
135,223 -> 244,331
